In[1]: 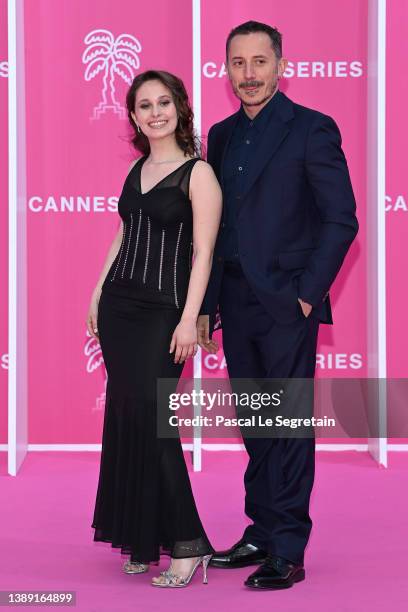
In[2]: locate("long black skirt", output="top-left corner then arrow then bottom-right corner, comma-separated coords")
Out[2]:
91,290 -> 213,563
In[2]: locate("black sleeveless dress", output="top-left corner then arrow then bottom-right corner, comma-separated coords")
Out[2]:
91,156 -> 214,563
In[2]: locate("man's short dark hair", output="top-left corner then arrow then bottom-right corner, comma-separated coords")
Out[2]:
226,20 -> 282,61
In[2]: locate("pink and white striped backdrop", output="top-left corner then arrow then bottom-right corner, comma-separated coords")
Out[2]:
0,0 -> 406,445
1,0 -> 9,443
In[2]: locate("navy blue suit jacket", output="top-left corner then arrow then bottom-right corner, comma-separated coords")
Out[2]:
201,91 -> 359,334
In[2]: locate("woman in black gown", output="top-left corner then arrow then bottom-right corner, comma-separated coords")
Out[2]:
87,70 -> 222,587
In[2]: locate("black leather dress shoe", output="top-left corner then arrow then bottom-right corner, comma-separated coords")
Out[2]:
244,555 -> 305,589
209,538 -> 267,568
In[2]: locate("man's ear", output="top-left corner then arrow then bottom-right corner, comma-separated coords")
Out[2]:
278,58 -> 288,79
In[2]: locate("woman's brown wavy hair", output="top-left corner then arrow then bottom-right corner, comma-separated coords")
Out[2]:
126,70 -> 201,158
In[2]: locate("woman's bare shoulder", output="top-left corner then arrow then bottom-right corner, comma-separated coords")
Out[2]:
189,159 -> 221,201
190,159 -> 217,180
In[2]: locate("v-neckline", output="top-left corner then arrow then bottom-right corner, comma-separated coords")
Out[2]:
138,155 -> 197,195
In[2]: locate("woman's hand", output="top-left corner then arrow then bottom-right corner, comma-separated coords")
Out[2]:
86,288 -> 101,342
170,318 -> 198,364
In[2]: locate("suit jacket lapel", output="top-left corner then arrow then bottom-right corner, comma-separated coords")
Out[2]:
239,96 -> 294,204
211,92 -> 295,217
240,122 -> 289,200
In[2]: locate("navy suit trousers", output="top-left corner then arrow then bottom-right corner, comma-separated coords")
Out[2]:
219,262 -> 320,565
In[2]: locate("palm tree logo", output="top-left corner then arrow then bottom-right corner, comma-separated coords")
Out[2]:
84,329 -> 107,412
82,29 -> 142,120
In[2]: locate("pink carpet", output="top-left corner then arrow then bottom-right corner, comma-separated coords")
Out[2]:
0,451 -> 407,611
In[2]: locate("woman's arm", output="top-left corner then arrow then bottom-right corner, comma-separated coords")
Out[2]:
86,222 -> 123,341
92,221 -> 124,295
170,160 -> 222,363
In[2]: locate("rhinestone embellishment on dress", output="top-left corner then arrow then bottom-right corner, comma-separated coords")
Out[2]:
173,222 -> 183,308
130,208 -> 142,280
111,221 -> 126,281
158,229 -> 165,291
121,212 -> 133,278
143,216 -> 151,284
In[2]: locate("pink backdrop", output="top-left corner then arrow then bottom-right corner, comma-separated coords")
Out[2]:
0,0 -> 405,445
0,0 -> 9,444
386,1 -> 407,379
385,1 -> 407,446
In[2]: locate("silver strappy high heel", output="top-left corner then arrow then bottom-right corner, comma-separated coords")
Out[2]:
122,560 -> 149,574
151,554 -> 212,588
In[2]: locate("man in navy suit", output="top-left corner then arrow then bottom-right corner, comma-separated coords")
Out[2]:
197,21 -> 358,589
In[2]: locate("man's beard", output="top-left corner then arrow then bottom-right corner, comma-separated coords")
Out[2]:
233,81 -> 278,107
243,92 -> 274,107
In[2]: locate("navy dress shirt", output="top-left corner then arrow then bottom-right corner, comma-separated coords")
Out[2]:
222,92 -> 279,261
